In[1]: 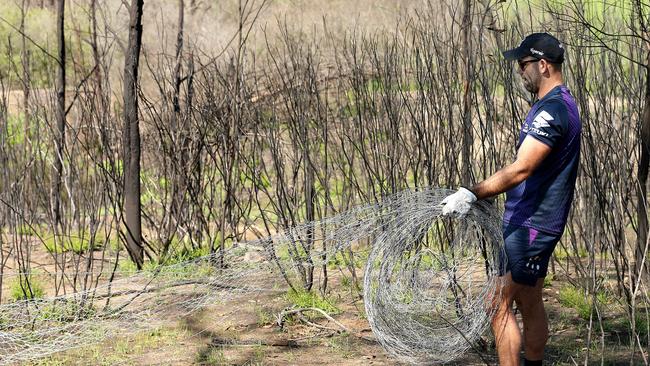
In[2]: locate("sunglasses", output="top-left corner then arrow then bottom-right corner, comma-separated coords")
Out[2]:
517,59 -> 539,71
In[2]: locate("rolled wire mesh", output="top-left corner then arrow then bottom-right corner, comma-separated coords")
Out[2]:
363,189 -> 504,364
0,188 -> 504,365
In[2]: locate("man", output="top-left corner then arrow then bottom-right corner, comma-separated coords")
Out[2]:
441,33 -> 581,366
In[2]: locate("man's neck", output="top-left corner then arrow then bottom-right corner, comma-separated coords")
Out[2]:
537,77 -> 564,100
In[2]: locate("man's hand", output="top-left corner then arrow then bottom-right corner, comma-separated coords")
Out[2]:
441,187 -> 477,218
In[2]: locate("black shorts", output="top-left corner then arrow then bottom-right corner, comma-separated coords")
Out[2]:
500,224 -> 562,286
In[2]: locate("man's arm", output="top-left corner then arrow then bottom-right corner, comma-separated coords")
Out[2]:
470,136 -> 552,200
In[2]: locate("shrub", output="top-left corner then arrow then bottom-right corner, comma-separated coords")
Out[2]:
43,233 -> 104,254
162,244 -> 210,265
285,289 -> 340,315
37,300 -> 96,323
255,306 -> 275,326
10,274 -> 45,301
558,285 -> 610,320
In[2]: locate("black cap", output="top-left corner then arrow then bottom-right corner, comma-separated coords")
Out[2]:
503,33 -> 565,64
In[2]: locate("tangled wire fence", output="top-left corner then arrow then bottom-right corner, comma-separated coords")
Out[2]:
0,188 -> 504,365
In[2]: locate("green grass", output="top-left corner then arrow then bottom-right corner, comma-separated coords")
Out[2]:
273,243 -> 311,262
411,251 -> 445,271
0,1 -> 109,90
195,347 -> 228,365
240,169 -> 272,189
116,234 -> 215,274
10,273 -> 45,301
543,273 -> 554,288
0,4 -> 56,89
506,0 -> 632,25
9,225 -> 117,255
160,241 -> 211,265
4,113 -> 49,154
98,159 -> 123,177
340,275 -> 352,288
554,246 -> 589,260
7,113 -> 27,147
9,223 -> 119,255
42,233 -> 105,254
255,306 -> 276,326
117,257 -> 163,275
117,242 -> 216,281
327,332 -> 356,358
251,344 -> 267,364
285,289 -> 340,315
327,249 -> 368,269
635,313 -> 649,341
7,223 -> 44,236
398,289 -> 414,305
558,285 -> 610,320
36,300 -> 96,323
602,312 -> 650,345
33,326 -> 188,365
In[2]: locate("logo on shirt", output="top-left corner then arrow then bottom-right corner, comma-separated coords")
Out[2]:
533,110 -> 553,128
530,110 -> 553,137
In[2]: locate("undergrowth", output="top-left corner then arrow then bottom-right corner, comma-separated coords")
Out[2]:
558,285 -> 610,320
10,273 -> 45,301
285,289 -> 340,315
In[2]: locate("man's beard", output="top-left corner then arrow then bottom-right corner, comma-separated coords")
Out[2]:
522,74 -> 539,94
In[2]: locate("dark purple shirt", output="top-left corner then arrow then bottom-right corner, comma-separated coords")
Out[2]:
503,85 -> 581,235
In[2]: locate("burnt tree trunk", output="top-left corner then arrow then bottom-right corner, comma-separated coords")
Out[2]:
20,0 -> 31,157
171,0 -> 185,242
636,62 -> 650,285
122,0 -> 145,268
460,0 -> 474,186
302,117 -> 315,291
52,0 -> 66,231
172,0 -> 184,125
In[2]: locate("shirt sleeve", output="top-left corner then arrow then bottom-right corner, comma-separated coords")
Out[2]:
526,100 -> 568,148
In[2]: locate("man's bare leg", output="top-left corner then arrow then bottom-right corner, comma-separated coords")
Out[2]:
515,277 -> 548,361
491,272 -> 524,366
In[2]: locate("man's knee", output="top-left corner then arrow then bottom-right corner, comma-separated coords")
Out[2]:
490,274 -> 523,332
490,274 -> 520,314
514,278 -> 544,310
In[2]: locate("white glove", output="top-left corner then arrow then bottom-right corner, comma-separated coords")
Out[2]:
441,187 -> 477,218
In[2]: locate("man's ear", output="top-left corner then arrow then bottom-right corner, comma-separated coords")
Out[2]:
539,59 -> 551,76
